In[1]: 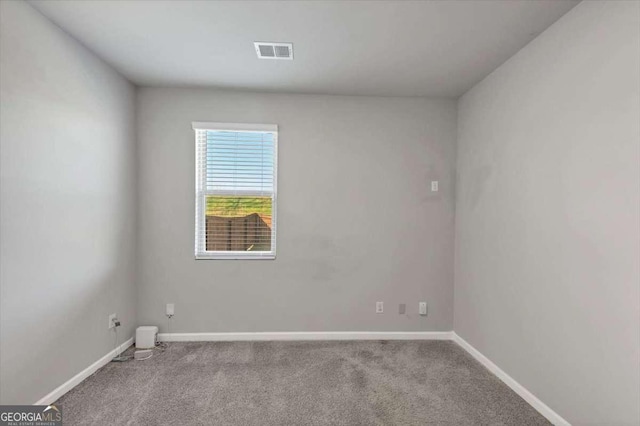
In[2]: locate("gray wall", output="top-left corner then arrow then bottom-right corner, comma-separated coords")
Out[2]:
454,1 -> 640,424
137,88 -> 456,333
0,1 -> 137,404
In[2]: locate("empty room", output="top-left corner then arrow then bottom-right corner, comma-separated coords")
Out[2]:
1,0 -> 638,425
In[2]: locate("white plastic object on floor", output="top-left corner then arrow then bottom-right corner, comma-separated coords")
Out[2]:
136,326 -> 158,349
134,349 -> 153,361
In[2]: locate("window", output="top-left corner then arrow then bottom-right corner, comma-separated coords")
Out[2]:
193,122 -> 277,259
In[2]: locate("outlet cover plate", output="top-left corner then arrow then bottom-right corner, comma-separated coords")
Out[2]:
419,302 -> 427,316
108,313 -> 117,329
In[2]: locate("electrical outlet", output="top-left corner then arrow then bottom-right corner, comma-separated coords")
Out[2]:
431,181 -> 439,192
399,303 -> 406,314
166,303 -> 175,317
419,302 -> 427,316
376,302 -> 383,314
108,313 -> 117,329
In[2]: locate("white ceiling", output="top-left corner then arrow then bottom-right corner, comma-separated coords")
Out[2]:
29,0 -> 578,97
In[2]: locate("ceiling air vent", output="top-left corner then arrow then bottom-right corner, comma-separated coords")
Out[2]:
254,42 -> 293,60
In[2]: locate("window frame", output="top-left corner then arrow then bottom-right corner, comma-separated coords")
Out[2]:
193,122 -> 278,260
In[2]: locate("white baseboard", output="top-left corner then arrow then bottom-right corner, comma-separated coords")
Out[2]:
34,337 -> 134,406
158,331 -> 454,342
452,332 -> 570,426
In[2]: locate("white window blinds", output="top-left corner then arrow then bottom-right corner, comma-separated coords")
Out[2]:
193,122 -> 277,259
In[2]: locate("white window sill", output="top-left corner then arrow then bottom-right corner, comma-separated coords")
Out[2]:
195,252 -> 276,260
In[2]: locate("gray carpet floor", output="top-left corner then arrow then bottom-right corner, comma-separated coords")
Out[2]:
55,341 -> 550,425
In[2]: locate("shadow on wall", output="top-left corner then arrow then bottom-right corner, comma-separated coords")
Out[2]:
206,213 -> 271,251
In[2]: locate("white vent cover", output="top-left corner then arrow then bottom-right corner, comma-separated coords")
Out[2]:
254,42 -> 293,60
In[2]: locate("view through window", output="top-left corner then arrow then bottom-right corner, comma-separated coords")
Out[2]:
193,123 -> 277,259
